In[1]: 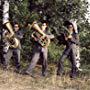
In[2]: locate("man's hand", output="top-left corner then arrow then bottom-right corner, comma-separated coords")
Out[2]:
65,34 -> 72,41
46,34 -> 54,39
68,35 -> 72,39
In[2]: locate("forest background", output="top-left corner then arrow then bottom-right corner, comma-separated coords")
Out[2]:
9,0 -> 90,72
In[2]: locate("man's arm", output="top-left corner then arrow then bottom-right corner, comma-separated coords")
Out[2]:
68,34 -> 79,45
46,34 -> 54,39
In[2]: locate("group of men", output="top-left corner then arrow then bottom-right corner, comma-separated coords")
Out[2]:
0,0 -> 81,78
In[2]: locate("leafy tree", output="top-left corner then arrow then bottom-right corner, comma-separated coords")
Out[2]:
9,0 -> 90,67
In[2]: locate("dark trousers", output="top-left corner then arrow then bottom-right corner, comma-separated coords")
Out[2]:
26,45 -> 48,75
2,48 -> 21,69
57,44 -> 77,77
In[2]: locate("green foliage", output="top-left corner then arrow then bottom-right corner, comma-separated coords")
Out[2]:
48,42 -> 63,63
9,0 -> 90,67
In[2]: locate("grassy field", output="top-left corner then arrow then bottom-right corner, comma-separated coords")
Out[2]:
0,65 -> 90,90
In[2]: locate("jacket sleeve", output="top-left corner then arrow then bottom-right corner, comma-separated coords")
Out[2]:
68,33 -> 80,45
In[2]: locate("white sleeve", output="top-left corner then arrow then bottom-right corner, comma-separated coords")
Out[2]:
3,0 -> 9,24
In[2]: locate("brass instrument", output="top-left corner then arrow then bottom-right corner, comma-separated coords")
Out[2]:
32,31 -> 50,47
3,29 -> 20,48
2,0 -> 19,49
8,37 -> 20,48
27,21 -> 53,47
27,21 -> 50,47
28,21 -> 46,36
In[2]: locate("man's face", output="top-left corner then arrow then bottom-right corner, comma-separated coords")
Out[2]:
14,24 -> 19,32
68,24 -> 74,33
41,23 -> 47,31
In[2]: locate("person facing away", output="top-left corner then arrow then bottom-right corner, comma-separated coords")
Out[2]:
57,21 -> 79,78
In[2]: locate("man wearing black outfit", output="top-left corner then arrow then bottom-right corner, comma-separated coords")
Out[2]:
57,21 -> 79,78
4,22 -> 23,71
24,22 -> 54,76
